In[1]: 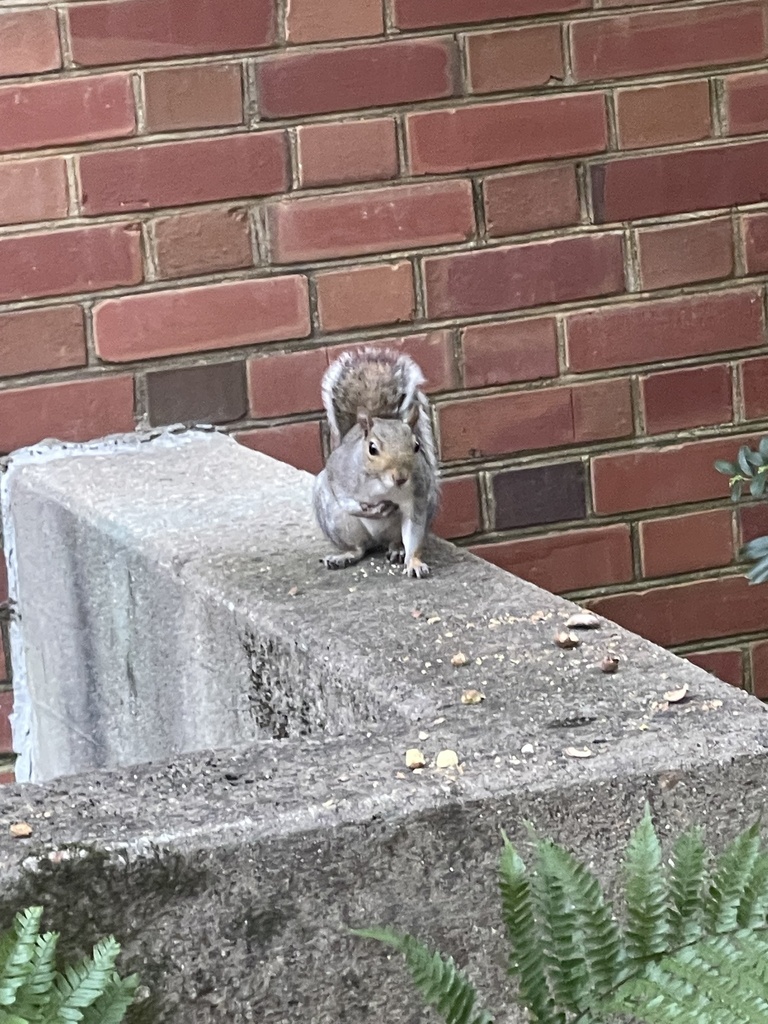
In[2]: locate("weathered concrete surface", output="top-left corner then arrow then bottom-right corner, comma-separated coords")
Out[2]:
1,428 -> 768,1023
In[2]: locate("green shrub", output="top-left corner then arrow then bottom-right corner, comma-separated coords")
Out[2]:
355,807 -> 768,1024
0,906 -> 137,1023
716,440 -> 768,583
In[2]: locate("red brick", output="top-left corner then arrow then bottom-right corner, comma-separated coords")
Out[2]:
0,691 -> 12,755
639,509 -> 734,580
425,233 -> 623,318
407,93 -> 606,174
94,277 -> 310,363
615,81 -> 711,150
465,25 -> 563,93
686,649 -> 743,689
641,364 -> 733,434
588,575 -> 768,648
743,212 -> 768,274
572,4 -> 766,83
256,39 -> 456,119
637,219 -> 733,291
726,71 -> 768,136
0,377 -> 135,455
461,318 -> 559,388
0,306 -> 87,379
566,290 -> 763,373
750,641 -> 768,698
286,0 -> 383,42
740,356 -> 768,420
0,9 -> 60,77
0,771 -> 15,787
591,140 -> 768,223
247,347 -> 328,418
0,158 -> 68,228
483,165 -> 580,238
68,0 -> 274,66
237,421 -> 324,476
296,119 -> 398,188
316,262 -> 414,333
0,74 -> 134,155
472,524 -> 633,594
268,181 -> 474,263
432,476 -> 481,540
393,0 -> 589,30
80,133 -> 287,216
740,503 -> 768,545
142,65 -> 243,132
0,225 -> 142,304
439,378 -> 632,461
152,208 -> 253,281
590,435 -> 758,515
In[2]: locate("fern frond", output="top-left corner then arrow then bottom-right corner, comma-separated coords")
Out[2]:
79,974 -> 139,1024
352,928 -> 494,1024
666,828 -> 707,946
538,840 -> 625,1004
623,807 -> 669,962
704,821 -> 761,932
12,930 -> 59,1022
0,1009 -> 30,1024
607,929 -> 768,1024
0,907 -> 44,1007
498,838 -> 559,1024
738,851 -> 768,929
47,936 -> 122,1022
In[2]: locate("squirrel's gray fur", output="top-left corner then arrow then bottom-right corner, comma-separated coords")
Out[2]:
313,348 -> 440,579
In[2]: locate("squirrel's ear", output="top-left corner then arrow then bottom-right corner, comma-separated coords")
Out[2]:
357,408 -> 372,435
406,403 -> 419,430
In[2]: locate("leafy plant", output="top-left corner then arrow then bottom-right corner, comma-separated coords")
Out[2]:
715,439 -> 768,582
0,906 -> 138,1023
354,807 -> 768,1024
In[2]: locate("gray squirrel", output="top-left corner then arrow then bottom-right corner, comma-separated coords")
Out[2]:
312,348 -> 440,579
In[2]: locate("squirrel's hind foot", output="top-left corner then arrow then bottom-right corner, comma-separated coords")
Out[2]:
387,543 -> 406,565
322,547 -> 366,570
404,556 -> 430,579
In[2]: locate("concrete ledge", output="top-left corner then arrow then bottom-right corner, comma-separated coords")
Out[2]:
1,428 -> 767,1022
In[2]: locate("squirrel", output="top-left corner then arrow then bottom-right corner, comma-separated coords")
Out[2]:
312,348 -> 440,579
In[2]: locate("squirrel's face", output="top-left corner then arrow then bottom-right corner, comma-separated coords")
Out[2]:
357,409 -> 420,490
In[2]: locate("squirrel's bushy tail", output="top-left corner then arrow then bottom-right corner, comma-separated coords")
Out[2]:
321,348 -> 438,475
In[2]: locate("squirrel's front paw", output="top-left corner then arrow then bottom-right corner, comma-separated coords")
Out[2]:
358,500 -> 397,519
404,556 -> 430,579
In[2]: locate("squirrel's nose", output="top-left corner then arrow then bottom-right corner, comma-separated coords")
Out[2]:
394,473 -> 409,487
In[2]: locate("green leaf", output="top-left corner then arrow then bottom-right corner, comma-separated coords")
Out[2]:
47,937 -> 122,1023
738,446 -> 754,477
623,806 -> 669,963
13,930 -> 58,1021
704,822 -> 761,932
79,975 -> 139,1024
750,473 -> 768,498
748,554 -> 768,585
744,536 -> 768,559
759,437 -> 768,460
498,837 -> 559,1024
730,479 -> 745,502
0,907 -> 44,1007
714,460 -> 737,477
352,928 -> 494,1024
666,827 -> 707,947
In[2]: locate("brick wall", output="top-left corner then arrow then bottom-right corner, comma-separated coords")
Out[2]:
2,0 -> 768,767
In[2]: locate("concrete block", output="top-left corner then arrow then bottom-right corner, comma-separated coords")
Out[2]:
1,427 -> 767,1023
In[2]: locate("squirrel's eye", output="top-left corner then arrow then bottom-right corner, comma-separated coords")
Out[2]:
368,441 -> 379,456
414,440 -> 421,453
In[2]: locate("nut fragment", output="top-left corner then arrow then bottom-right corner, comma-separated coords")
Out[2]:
287,586 -> 300,597
461,689 -> 485,705
405,748 -> 426,770
601,654 -> 620,674
435,749 -> 459,769
663,684 -> 690,704
564,746 -> 594,759
451,652 -> 469,667
521,743 -> 534,755
9,822 -> 32,838
566,611 -> 601,629
555,630 -> 581,649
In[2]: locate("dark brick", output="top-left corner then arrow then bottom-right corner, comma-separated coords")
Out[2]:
493,461 -> 586,529
145,361 -> 248,427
